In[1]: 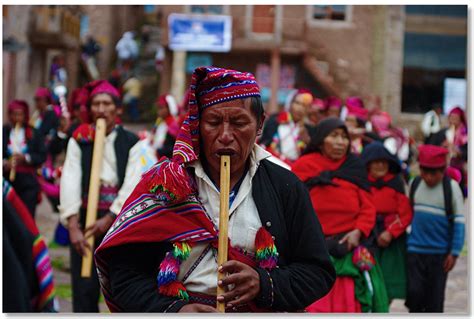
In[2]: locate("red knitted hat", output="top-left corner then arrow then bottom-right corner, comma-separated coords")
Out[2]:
89,80 -> 120,99
195,67 -> 260,109
34,87 -> 53,103
326,96 -> 342,109
8,100 -> 30,124
418,144 -> 449,168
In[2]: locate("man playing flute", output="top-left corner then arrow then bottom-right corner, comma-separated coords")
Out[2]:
58,80 -> 157,312
95,67 -> 335,312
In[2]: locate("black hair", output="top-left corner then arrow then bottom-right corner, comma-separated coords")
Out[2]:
303,117 -> 350,155
250,96 -> 265,127
420,166 -> 446,174
356,118 -> 366,128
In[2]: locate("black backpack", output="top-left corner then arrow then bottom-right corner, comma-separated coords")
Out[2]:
409,175 -> 454,227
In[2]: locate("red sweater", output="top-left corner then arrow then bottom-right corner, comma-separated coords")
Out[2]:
292,152 -> 376,237
368,173 -> 413,238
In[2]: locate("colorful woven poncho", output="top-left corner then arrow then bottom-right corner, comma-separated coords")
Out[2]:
95,67 -> 278,312
3,179 -> 58,312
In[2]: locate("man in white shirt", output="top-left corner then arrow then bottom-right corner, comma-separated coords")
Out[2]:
58,80 -> 156,312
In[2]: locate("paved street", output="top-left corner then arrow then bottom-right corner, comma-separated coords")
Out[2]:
35,191 -> 469,314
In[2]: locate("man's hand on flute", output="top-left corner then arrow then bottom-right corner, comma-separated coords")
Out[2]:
84,213 -> 115,239
68,215 -> 91,257
69,227 -> 91,256
217,260 -> 261,309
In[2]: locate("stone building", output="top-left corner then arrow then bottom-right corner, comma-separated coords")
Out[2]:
3,5 -> 82,118
156,5 -> 467,136
3,5 -> 467,137
2,5 -> 142,120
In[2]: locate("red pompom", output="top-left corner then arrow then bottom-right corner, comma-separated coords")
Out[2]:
277,111 -> 291,124
255,227 -> 274,250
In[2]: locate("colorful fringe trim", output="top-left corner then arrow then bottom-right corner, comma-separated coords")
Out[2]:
255,227 -> 279,269
3,179 -> 57,312
157,242 -> 193,301
73,123 -> 95,144
156,228 -> 278,300
144,158 -> 194,204
32,235 -> 56,310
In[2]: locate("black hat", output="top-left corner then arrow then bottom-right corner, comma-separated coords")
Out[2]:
304,117 -> 350,154
360,141 -> 401,174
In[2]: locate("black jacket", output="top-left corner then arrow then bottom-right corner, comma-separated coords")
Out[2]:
104,159 -> 336,312
3,125 -> 46,166
36,110 -> 59,140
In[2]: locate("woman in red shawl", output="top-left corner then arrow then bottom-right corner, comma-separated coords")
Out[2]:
361,141 -> 412,302
3,100 -> 46,217
292,117 -> 388,313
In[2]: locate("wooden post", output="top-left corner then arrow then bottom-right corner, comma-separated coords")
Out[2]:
81,118 -> 106,277
269,47 -> 281,115
170,50 -> 187,102
216,155 -> 230,312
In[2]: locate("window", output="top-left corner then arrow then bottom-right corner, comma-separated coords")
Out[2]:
190,5 -> 224,15
80,14 -> 89,38
312,5 -> 347,21
402,33 -> 467,114
401,5 -> 467,114
405,5 -> 467,18
252,5 -> 275,34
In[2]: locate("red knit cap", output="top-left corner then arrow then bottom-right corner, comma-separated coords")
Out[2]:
34,87 -> 52,103
326,96 -> 342,110
89,80 -> 120,99
8,100 -> 30,124
195,67 -> 260,109
346,96 -> 365,109
449,106 -> 466,126
418,144 -> 449,168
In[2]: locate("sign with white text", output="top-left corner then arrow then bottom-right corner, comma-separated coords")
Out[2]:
168,13 -> 232,52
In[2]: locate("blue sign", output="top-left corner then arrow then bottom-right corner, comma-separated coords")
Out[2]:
168,13 -> 232,52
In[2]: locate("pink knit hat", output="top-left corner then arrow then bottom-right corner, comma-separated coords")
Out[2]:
346,97 -> 368,121
326,96 -> 342,110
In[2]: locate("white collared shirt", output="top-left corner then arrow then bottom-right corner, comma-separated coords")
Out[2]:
177,144 -> 274,295
58,130 -> 157,226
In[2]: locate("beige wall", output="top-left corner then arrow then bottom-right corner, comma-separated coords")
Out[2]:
83,5 -> 146,78
3,5 -> 38,120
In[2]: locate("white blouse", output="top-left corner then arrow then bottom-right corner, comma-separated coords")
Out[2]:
58,130 -> 157,226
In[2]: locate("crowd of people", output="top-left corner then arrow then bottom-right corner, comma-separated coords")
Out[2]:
2,65 -> 467,313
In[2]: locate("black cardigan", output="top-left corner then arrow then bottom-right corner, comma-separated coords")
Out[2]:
104,159 -> 336,312
2,125 -> 46,166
